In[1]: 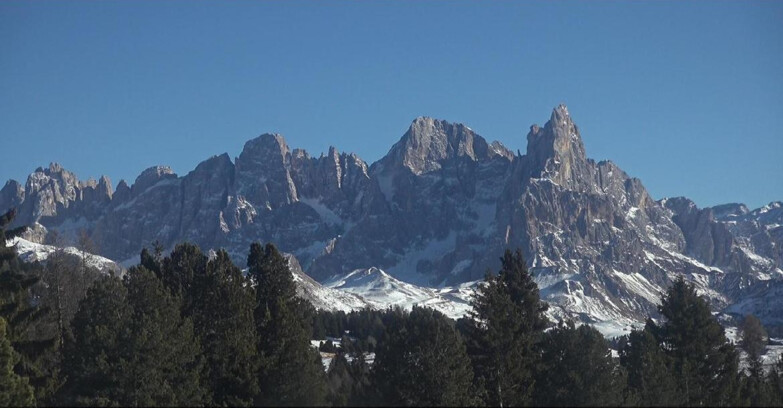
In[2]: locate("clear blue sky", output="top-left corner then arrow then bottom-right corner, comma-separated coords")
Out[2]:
1,1 -> 781,209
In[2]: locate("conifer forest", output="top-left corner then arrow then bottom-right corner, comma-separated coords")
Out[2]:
2,208 -> 783,407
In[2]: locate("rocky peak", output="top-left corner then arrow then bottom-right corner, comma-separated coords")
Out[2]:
711,203 -> 750,220
0,180 -> 24,212
235,133 -> 298,208
79,178 -> 98,190
385,117 -> 490,175
132,166 -> 177,196
97,175 -> 113,199
489,141 -> 515,160
21,163 -> 81,221
78,175 -> 113,213
113,179 -> 131,203
525,104 -> 590,190
48,162 -> 64,173
662,196 -> 702,218
238,133 -> 291,165
190,153 -> 234,176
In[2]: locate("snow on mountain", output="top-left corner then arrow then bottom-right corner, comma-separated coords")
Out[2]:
324,267 -> 476,320
285,254 -> 369,313
2,105 -> 780,334
9,236 -> 122,274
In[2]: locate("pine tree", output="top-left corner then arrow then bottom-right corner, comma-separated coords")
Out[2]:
195,249 -> 259,406
619,327 -> 680,406
0,208 -> 57,401
123,266 -> 207,406
534,321 -> 626,407
372,306 -> 477,407
769,356 -> 783,406
159,242 -> 208,317
247,242 -> 327,406
327,352 -> 354,407
739,314 -> 773,406
62,267 -> 207,406
326,350 -> 374,407
648,276 -> 741,406
465,249 -> 548,407
0,317 -> 34,407
740,314 -> 767,367
60,274 -> 132,405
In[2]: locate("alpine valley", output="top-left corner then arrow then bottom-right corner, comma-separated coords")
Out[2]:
3,105 -> 781,336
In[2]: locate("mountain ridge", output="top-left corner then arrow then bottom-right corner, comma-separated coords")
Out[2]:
2,105 -> 780,329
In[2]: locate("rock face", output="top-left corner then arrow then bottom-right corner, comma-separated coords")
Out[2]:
2,105 -> 781,328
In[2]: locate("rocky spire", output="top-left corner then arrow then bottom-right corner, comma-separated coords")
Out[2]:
0,180 -> 24,213
234,133 -> 298,208
98,175 -> 113,199
113,179 -> 131,204
525,104 -> 591,190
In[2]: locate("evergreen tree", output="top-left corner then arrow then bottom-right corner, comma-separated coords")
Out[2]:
769,356 -> 783,406
327,352 -> 354,407
196,249 -> 259,406
372,306 -> 476,407
534,321 -> 626,407
739,314 -> 773,407
62,268 -> 207,406
60,275 -> 132,405
619,327 -> 680,406
465,249 -> 548,407
0,317 -> 34,407
123,266 -> 206,406
247,242 -> 327,406
740,314 -> 768,368
0,208 -> 57,401
648,276 -> 741,406
159,242 -> 208,317
326,350 -> 372,407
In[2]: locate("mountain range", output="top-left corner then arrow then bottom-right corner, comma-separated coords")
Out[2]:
2,105 -> 781,334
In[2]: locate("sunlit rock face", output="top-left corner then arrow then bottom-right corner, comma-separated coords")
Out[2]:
2,106 -> 780,328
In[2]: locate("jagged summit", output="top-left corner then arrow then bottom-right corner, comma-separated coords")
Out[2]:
240,133 -> 290,160
2,106 -> 780,332
524,104 -> 590,190
379,116 -> 506,175
132,165 -> 177,196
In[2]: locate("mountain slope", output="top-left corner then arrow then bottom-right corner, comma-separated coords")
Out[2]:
1,105 -> 780,329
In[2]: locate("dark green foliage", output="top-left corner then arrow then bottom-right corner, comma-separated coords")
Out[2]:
464,249 -> 548,406
313,308 -> 398,353
62,268 -> 207,406
61,275 -> 132,405
326,351 -> 372,407
37,251 -> 101,350
534,321 -> 626,407
327,352 -> 352,407
159,242 -> 208,317
196,249 -> 259,406
738,315 -> 773,407
0,317 -> 34,407
649,276 -> 741,406
125,266 -> 207,405
154,244 -> 260,405
741,314 -> 768,366
619,327 -> 680,406
11,232 -> 780,408
0,209 -> 57,401
372,306 -> 477,406
248,242 -> 327,406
